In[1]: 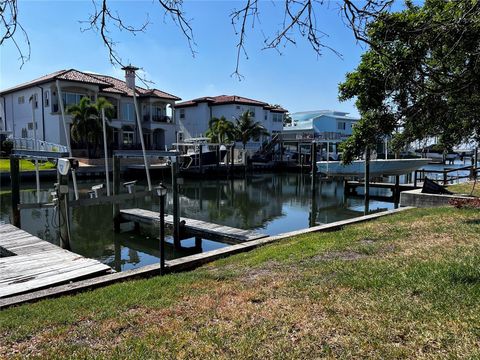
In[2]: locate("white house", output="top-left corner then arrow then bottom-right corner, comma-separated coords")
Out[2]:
282,110 -> 360,155
0,69 -> 181,152
175,95 -> 287,148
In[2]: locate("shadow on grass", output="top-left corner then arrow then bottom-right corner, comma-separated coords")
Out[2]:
463,218 -> 480,225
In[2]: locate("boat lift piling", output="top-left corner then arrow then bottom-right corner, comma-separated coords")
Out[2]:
10,156 -> 21,228
364,147 -> 371,214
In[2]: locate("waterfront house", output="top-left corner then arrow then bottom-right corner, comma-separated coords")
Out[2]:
0,69 -> 181,153
175,95 -> 288,149
282,110 -> 360,156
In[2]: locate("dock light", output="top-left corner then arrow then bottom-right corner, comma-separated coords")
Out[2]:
155,183 -> 168,197
122,180 -> 137,194
155,183 -> 168,275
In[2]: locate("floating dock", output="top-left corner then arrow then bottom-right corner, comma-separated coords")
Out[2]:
119,208 -> 268,244
0,223 -> 112,298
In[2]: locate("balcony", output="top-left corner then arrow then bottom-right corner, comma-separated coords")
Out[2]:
142,114 -> 173,124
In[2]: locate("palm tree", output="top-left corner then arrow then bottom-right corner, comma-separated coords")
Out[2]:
68,97 -> 114,157
233,111 -> 269,149
206,116 -> 235,144
68,97 -> 98,157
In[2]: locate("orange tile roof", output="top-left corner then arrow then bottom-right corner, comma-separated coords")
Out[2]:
0,69 -> 180,101
176,95 -> 288,112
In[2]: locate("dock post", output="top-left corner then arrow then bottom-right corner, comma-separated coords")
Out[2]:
311,142 -> 317,175
195,236 -> 202,251
57,172 -> 71,250
297,142 -> 301,165
230,144 -> 235,176
171,158 -> 181,249
309,145 -> 317,228
112,156 -> 121,232
114,238 -> 121,272
10,156 -> 20,228
364,148 -> 370,214
394,175 -> 400,204
199,144 -> 203,174
159,190 -> 166,275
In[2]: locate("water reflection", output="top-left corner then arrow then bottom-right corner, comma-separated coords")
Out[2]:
0,172 -> 393,270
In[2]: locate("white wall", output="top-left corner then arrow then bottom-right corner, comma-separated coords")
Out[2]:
176,102 -> 285,146
176,102 -> 210,139
2,88 -> 46,141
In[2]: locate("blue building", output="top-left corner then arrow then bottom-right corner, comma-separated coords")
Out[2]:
282,110 -> 360,158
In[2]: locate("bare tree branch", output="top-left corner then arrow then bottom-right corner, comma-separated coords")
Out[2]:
0,0 -> 30,68
158,0 -> 196,57
230,0 -> 259,80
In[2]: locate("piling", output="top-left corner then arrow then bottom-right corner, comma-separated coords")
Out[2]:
112,156 -> 121,232
171,159 -> 181,249
364,148 -> 370,214
311,142 -> 317,175
394,175 -> 400,204
230,144 -> 235,176
10,156 -> 20,228
195,236 -> 202,251
57,172 -> 71,250
199,145 -> 203,174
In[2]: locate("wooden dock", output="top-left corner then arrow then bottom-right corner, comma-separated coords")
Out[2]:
120,208 -> 268,244
0,223 -> 112,298
344,180 -> 419,202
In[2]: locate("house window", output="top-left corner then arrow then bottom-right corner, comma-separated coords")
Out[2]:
27,122 -> 38,130
122,103 -> 136,122
44,91 -> 50,107
272,113 -> 284,122
236,105 -> 241,110
62,92 -> 84,106
337,121 -> 346,130
33,94 -> 38,108
18,96 -> 25,104
179,109 -> 185,119
123,131 -> 134,145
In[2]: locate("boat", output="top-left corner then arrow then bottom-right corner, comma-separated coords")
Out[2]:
316,158 -> 430,176
175,138 -> 227,168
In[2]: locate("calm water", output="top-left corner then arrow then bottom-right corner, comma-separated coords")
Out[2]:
0,172 -> 395,271
1,160 -> 471,271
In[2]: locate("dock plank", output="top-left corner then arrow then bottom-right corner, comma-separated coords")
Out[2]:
0,223 -> 112,298
120,208 -> 268,244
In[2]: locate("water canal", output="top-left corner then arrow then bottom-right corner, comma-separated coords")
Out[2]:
0,162 -> 472,271
0,172 -> 394,271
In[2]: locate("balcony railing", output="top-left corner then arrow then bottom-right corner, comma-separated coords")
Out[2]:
11,137 -> 69,153
142,114 -> 173,123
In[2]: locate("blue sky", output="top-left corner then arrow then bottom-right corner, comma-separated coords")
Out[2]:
1,0 -> 366,115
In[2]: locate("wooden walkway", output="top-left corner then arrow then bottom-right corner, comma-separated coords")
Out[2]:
120,208 -> 268,244
0,224 -> 112,298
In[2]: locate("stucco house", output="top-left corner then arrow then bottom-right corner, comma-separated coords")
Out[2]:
0,69 -> 181,152
175,95 -> 288,148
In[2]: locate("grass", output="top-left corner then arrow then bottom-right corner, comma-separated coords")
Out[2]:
1,207 -> 480,358
448,181 -> 480,197
0,159 -> 56,173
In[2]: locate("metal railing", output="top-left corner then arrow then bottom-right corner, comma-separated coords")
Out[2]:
11,137 -> 69,153
414,165 -> 478,187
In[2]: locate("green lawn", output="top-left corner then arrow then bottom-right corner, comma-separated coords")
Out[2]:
448,181 -> 480,197
1,207 -> 480,358
0,159 -> 56,173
